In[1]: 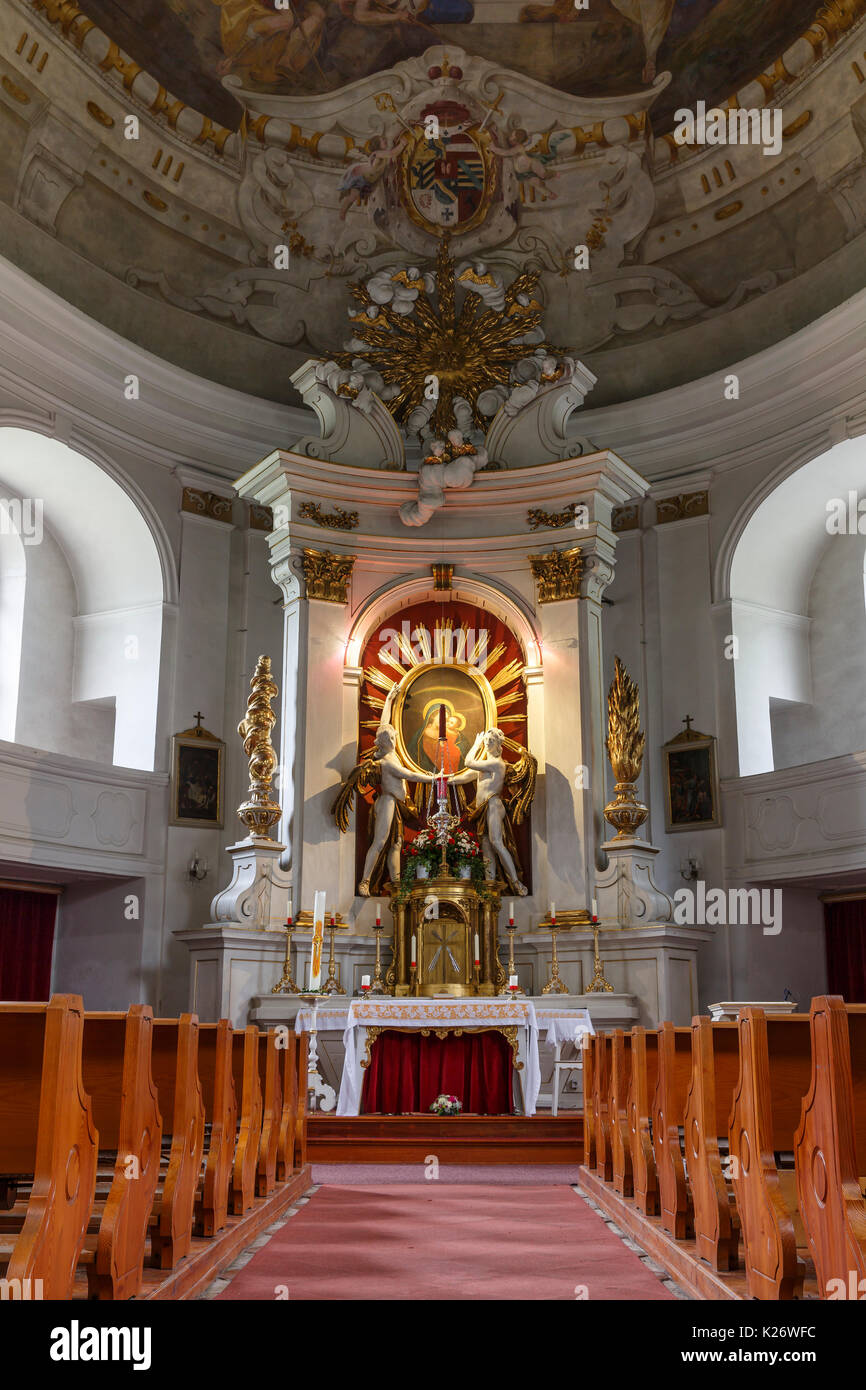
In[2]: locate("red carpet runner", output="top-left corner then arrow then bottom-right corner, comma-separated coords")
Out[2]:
216,1184 -> 675,1300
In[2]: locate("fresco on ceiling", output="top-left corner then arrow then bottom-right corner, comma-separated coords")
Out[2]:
80,0 -> 820,129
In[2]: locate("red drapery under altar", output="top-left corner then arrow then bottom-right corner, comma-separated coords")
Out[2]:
361,1028 -> 514,1115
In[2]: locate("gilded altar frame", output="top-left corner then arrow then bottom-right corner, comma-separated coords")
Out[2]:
390,660 -> 498,778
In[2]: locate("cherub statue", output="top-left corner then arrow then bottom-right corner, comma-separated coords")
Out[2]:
449,728 -> 537,894
457,261 -> 505,312
399,431 -> 488,526
332,689 -> 434,894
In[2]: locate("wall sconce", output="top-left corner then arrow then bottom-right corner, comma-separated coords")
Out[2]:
680,855 -> 701,883
188,853 -> 209,883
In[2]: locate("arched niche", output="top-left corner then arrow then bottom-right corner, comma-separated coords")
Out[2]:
0,426 -> 169,770
727,435 -> 866,775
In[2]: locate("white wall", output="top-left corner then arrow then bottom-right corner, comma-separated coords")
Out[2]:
771,534 -> 866,767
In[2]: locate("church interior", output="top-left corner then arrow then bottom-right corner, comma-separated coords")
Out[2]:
0,0 -> 865,1339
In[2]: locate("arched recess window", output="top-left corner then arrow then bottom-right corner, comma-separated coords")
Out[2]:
0,428 -> 165,770
729,436 -> 866,775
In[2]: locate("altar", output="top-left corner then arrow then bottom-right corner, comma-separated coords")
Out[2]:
290,996 -> 594,1117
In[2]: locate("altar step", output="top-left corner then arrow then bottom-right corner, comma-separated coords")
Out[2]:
308,1114 -> 583,1165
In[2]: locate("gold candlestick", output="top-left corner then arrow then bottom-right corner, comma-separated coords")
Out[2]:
272,918 -> 301,995
542,923 -> 569,995
369,920 -> 389,996
586,918 -> 614,994
500,922 -> 524,996
323,922 -> 346,996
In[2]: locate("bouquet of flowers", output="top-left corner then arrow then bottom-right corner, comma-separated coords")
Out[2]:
430,1094 -> 462,1116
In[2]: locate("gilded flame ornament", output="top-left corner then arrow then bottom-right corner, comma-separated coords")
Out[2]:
604,656 -> 649,840
236,654 -> 282,839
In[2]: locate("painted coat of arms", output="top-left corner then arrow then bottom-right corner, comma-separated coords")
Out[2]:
402,101 -> 495,237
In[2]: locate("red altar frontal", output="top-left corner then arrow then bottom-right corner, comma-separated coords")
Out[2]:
361,1028 -> 513,1115
334,997 -> 541,1117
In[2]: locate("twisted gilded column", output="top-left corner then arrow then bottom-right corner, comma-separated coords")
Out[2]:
236,654 -> 282,839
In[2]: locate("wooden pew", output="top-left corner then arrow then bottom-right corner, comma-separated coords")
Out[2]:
653,1023 -> 693,1239
0,995 -> 98,1298
728,1009 -> 812,1299
256,1029 -> 281,1198
609,1030 -> 633,1198
195,1020 -> 236,1238
81,1007 -> 163,1299
148,1015 -> 205,1270
795,996 -> 866,1299
231,1025 -> 263,1216
627,1027 -> 659,1216
276,1029 -> 298,1182
593,1033 -> 613,1183
683,1016 -> 741,1271
295,1032 -> 309,1171
582,1034 -> 596,1171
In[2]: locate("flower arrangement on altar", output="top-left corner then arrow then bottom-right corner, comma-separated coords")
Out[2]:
399,827 -> 485,891
430,1094 -> 462,1116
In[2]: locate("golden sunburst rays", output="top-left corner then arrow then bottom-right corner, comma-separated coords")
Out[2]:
360,618 -> 529,728
333,239 -> 562,437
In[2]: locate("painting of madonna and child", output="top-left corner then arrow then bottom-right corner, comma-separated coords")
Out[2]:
398,666 -> 487,776
79,0 -> 820,133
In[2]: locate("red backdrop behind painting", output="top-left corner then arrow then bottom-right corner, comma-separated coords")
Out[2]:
354,598 -> 532,891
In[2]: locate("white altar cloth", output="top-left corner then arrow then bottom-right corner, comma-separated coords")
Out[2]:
533,1008 -> 595,1047
336,997 -> 541,1117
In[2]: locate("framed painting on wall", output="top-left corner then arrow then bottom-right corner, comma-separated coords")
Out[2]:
662,724 -> 721,833
170,721 -> 224,829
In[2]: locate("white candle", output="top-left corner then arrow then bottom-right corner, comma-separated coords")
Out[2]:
509,973 -> 518,988
508,900 -> 514,922
474,932 -> 480,964
375,902 -> 381,927
411,934 -> 417,966
592,897 -> 598,920
309,890 -> 326,990
361,974 -> 371,987
550,901 -> 556,923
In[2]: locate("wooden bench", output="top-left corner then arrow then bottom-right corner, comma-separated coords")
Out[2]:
795,996 -> 866,1299
582,1033 -> 596,1171
195,1020 -> 236,1238
276,1029 -> 298,1182
231,1025 -> 263,1216
256,1029 -> 281,1198
593,1033 -> 613,1183
148,1014 -> 205,1270
0,995 -> 98,1298
729,1009 -> 812,1299
653,1023 -> 693,1239
81,1007 -> 163,1299
609,1030 -> 633,1198
627,1026 -> 659,1216
683,1016 -> 741,1271
295,1032 -> 309,1171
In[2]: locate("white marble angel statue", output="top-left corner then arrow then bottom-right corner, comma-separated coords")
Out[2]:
399,430 -> 488,527
332,688 -> 434,894
449,728 -> 537,895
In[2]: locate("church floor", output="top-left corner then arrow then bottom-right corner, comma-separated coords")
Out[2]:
208,1172 -> 684,1301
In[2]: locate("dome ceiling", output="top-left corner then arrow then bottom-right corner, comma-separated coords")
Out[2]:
0,0 -> 864,422
79,0 -> 818,134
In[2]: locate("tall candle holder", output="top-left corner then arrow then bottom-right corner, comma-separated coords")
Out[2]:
500,917 -> 524,997
272,916 -> 301,995
541,918 -> 569,995
323,920 -> 346,996
586,915 -> 614,994
369,916 -> 389,996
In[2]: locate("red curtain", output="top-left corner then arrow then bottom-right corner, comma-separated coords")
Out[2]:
825,899 -> 866,1003
0,887 -> 57,1000
361,1028 -> 513,1115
